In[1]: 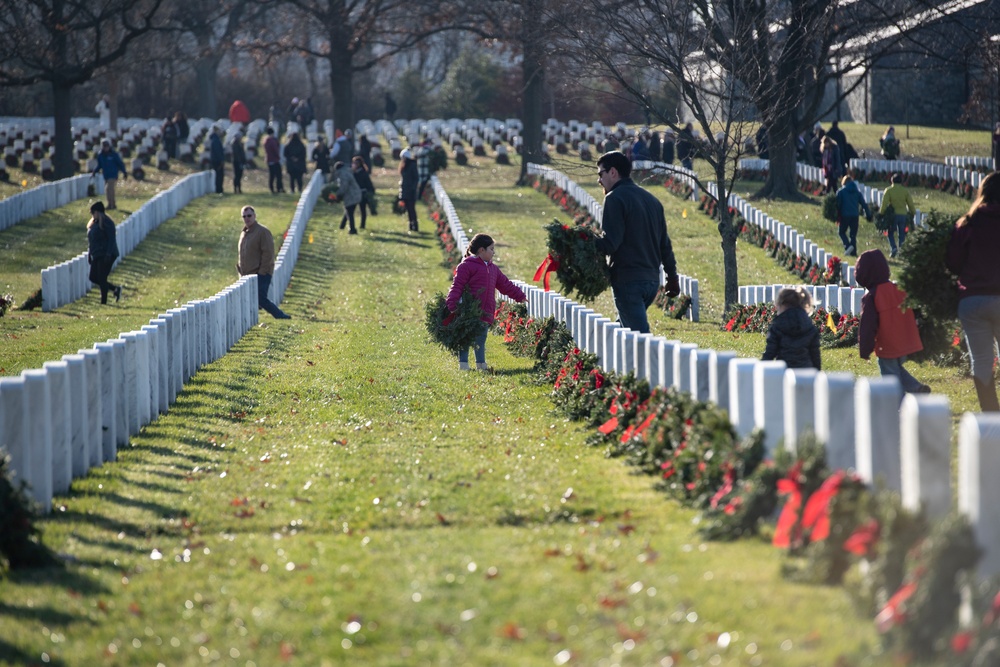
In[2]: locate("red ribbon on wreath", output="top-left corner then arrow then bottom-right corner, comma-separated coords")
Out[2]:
533,253 -> 560,291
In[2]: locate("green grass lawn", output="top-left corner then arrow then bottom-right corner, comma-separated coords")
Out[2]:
0,135 -> 986,665
0,156 -> 892,666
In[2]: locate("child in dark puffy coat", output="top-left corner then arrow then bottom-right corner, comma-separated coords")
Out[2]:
762,286 -> 821,369
855,249 -> 930,393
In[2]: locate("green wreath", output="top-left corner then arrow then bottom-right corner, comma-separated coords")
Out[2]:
539,219 -> 610,301
424,289 -> 486,355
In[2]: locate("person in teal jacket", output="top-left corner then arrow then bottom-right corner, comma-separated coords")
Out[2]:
93,139 -> 127,210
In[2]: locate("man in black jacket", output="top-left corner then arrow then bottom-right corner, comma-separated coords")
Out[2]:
594,151 -> 681,333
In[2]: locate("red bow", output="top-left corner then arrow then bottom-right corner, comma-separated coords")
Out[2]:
533,253 -> 560,291
773,463 -> 803,548
442,312 -> 455,326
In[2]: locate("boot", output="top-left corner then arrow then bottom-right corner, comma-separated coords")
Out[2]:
974,377 -> 1000,412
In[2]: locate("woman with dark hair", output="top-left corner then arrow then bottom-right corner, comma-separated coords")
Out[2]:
399,148 -> 419,231
86,201 -> 121,304
947,172 -> 1000,411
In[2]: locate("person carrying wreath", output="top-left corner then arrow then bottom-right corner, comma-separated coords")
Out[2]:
879,173 -> 915,258
946,172 -> 1000,411
593,150 -> 680,334
87,201 -> 122,305
445,233 -> 526,371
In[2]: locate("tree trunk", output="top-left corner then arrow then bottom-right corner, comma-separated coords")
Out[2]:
195,56 -> 221,119
713,165 -> 740,314
329,54 -> 354,134
518,48 -> 544,185
52,82 -> 76,180
756,120 -> 800,200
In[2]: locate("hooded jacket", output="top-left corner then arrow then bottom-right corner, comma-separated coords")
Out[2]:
855,249 -> 923,360
446,255 -> 526,325
334,163 -> 362,207
762,307 -> 821,369
946,204 -> 1000,299
835,180 -> 871,220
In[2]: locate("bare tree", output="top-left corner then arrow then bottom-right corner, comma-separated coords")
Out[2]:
568,1 -> 758,313
0,0 -> 165,178
163,0 -> 253,118
258,0 -> 473,133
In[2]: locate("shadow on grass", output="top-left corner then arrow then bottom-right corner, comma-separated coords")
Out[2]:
0,635 -> 69,666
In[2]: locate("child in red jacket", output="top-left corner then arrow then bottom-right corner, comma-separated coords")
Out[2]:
855,249 -> 930,393
446,233 -> 526,371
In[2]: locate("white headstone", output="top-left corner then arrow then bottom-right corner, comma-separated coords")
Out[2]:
900,394 -> 951,519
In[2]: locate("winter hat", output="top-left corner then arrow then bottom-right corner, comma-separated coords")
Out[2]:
400,148 -> 412,159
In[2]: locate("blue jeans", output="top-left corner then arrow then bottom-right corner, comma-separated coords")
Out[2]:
959,295 -> 1000,385
878,356 -> 923,392
838,216 -> 859,252
612,280 -> 660,334
256,273 -> 288,319
888,214 -> 907,252
459,323 -> 489,364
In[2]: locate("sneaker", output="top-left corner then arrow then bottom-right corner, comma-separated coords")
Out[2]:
845,245 -> 854,256
890,248 -> 898,258
114,285 -> 122,303
274,312 -> 291,320
348,228 -> 358,235
914,383 -> 932,394
459,362 -> 471,371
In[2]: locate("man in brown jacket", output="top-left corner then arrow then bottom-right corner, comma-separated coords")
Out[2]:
238,205 -> 291,319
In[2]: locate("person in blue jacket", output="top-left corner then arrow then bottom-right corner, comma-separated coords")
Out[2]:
835,175 -> 872,256
210,126 -> 225,194
93,139 -> 127,210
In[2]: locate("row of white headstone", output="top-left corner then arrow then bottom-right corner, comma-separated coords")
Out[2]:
40,171 -> 214,311
509,279 -> 1000,580
0,173 -> 95,232
0,171 -> 323,515
741,157 -> 928,231
0,275 -> 261,513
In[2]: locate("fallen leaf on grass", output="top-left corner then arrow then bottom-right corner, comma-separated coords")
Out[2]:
279,641 -> 295,660
306,360 -> 315,366
499,623 -> 526,640
235,508 -> 255,518
231,497 -> 250,507
436,513 -> 450,526
638,544 -> 659,564
574,555 -> 590,572
128,602 -> 142,616
599,595 -> 628,609
618,524 -> 636,536
616,623 -> 645,642
544,548 -> 562,557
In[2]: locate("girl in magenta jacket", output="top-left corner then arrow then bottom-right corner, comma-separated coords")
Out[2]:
446,233 -> 526,370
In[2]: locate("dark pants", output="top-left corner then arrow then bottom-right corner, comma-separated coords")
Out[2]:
357,196 -> 369,228
404,198 -> 418,231
288,170 -> 303,193
89,258 -> 118,305
213,163 -> 224,194
838,216 -> 859,253
268,163 -> 284,193
611,280 -> 660,334
256,273 -> 288,319
888,214 -> 907,252
340,204 -> 357,232
233,166 -> 244,193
